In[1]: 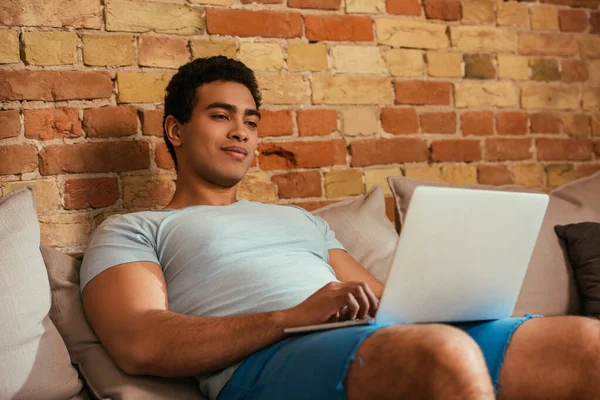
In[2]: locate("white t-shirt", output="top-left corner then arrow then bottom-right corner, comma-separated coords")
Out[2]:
81,200 -> 345,399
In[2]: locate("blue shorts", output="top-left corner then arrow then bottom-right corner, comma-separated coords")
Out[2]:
218,315 -> 540,400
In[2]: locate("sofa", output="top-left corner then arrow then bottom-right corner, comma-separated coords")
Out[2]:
1,171 -> 599,400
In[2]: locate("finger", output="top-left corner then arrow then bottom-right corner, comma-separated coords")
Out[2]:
361,283 -> 379,317
328,311 -> 340,323
344,293 -> 361,321
352,285 -> 370,320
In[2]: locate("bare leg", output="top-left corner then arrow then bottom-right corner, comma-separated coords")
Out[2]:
345,324 -> 495,400
497,316 -> 600,400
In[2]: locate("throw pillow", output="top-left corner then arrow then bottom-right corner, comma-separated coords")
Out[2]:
40,245 -> 204,400
387,171 -> 600,317
312,185 -> 399,283
555,222 -> 600,319
0,187 -> 84,399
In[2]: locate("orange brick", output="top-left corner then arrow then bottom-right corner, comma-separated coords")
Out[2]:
559,9 -> 588,32
423,0 -> 461,21
593,113 -> 600,135
518,32 -> 577,57
461,111 -> 493,136
561,59 -> 588,83
530,112 -> 561,133
0,110 -> 20,139
155,142 -> 175,169
350,138 -> 428,166
485,138 -> 532,161
63,177 -> 119,210
141,110 -> 164,137
288,0 -> 340,9
206,9 -> 302,38
241,0 -> 282,3
271,171 -> 322,198
0,71 -> 112,101
24,108 -> 82,140
395,81 -> 451,105
386,0 -> 421,15
138,36 -> 189,68
38,142 -> 150,175
0,144 -> 37,175
537,138 -> 593,161
539,0 -> 598,9
496,111 -> 528,135
478,165 -> 512,185
258,140 -> 346,170
258,110 -> 293,137
420,111 -> 456,134
381,108 -> 419,135
297,109 -> 337,136
431,140 -> 481,162
591,11 -> 600,34
305,15 -> 373,42
83,106 -> 138,138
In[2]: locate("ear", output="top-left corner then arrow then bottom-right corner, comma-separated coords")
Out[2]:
164,115 -> 183,148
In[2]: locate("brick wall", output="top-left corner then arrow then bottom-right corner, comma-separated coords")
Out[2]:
1,0 -> 599,251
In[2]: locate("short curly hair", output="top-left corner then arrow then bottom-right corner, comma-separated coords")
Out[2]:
162,56 -> 262,169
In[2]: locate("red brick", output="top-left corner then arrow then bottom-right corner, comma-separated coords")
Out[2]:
576,163 -> 600,178
559,9 -> 588,32
381,108 -> 419,134
350,138 -> 429,167
63,177 -> 119,210
420,112 -> 456,134
0,71 -> 112,101
293,200 -> 337,211
83,106 -> 137,138
561,59 -> 589,82
141,110 -> 164,137
206,9 -> 302,38
155,142 -> 175,170
288,0 -> 340,9
537,138 -> 593,161
386,0 -> 422,15
423,0 -> 461,21
431,140 -> 481,162
271,171 -> 322,198
0,144 -> 37,175
485,138 -> 532,161
38,141 -> 151,175
561,113 -> 590,137
0,110 -> 20,139
591,11 -> 600,34
258,140 -> 346,170
496,111 -> 528,135
461,111 -> 494,136
305,15 -> 373,42
395,81 -> 451,105
595,140 -> 600,157
24,108 -> 82,140
478,165 -> 513,185
258,110 -> 293,138
530,112 -> 561,134
539,0 -> 598,8
297,110 -> 337,136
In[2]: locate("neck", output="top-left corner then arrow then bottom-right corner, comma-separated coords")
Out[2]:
166,171 -> 238,209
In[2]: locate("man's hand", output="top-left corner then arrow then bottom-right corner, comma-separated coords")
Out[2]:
281,281 -> 379,328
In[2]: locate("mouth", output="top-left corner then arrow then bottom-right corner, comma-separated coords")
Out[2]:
222,146 -> 248,161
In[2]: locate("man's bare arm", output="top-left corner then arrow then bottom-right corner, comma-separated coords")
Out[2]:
328,249 -> 384,299
82,260 -> 375,378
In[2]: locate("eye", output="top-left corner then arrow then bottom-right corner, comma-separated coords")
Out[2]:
245,120 -> 258,129
212,114 -> 228,120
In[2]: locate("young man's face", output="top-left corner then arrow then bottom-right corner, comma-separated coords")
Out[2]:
177,80 -> 260,188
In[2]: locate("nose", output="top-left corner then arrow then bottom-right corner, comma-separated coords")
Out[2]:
227,119 -> 249,142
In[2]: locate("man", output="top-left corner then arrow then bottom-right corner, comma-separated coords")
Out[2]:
81,56 -> 600,400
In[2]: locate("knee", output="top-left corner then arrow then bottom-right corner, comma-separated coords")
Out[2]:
419,324 -> 488,380
574,318 -> 600,377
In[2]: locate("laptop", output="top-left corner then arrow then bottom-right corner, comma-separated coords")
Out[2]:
284,186 -> 549,334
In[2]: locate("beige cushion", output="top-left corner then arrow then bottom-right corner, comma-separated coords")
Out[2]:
313,185 -> 398,283
387,172 -> 600,317
40,245 -> 204,400
0,187 -> 84,399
